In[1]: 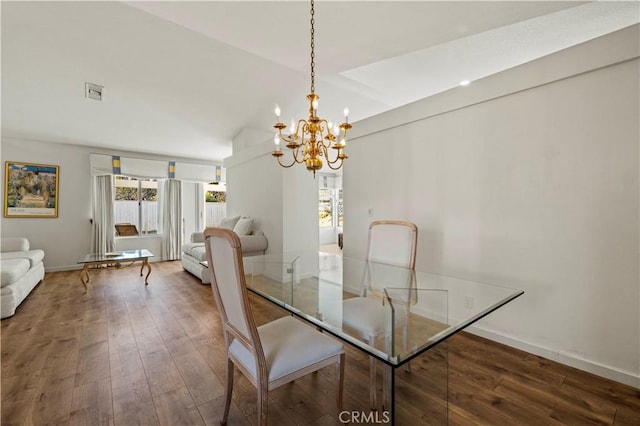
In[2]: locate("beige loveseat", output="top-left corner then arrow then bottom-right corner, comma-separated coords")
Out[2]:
182,217 -> 268,284
1,237 -> 45,318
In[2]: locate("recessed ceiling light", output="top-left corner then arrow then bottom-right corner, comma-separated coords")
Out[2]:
459,80 -> 471,87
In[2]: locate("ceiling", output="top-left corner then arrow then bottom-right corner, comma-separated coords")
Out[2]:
2,1 -> 638,162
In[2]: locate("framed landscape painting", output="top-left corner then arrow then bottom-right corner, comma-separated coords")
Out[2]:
4,161 -> 59,218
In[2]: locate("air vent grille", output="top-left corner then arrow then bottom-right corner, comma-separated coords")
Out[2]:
85,83 -> 103,101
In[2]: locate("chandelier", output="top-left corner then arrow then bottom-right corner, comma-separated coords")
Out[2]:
272,0 -> 351,176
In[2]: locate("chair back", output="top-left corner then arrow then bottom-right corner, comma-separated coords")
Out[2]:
366,220 -> 417,269
204,227 -> 261,355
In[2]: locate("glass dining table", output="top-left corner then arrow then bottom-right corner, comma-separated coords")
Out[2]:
239,252 -> 524,424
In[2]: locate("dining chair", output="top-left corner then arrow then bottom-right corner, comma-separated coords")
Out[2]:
342,220 -> 418,409
204,227 -> 345,426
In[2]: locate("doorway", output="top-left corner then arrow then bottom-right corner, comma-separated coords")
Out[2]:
318,174 -> 342,255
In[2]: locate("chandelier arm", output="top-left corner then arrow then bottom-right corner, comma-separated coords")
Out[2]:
319,119 -> 334,148
315,133 -> 328,151
326,158 -> 344,170
277,129 -> 289,144
325,154 -> 336,164
291,146 -> 306,164
317,141 -> 339,165
320,118 -> 332,131
293,119 -> 307,139
317,142 -> 328,159
276,152 -> 299,168
280,135 -> 296,145
325,153 -> 343,165
321,143 -> 342,167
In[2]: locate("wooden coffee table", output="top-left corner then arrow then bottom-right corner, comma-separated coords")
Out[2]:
78,249 -> 154,290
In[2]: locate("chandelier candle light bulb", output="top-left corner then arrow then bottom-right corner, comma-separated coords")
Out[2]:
271,0 -> 351,176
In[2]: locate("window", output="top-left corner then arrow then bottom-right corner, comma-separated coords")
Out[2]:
205,184 -> 226,203
114,176 -> 159,235
204,182 -> 227,226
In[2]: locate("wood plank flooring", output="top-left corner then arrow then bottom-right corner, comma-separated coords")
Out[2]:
2,261 -> 638,425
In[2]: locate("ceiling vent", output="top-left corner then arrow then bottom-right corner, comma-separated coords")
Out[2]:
85,83 -> 103,101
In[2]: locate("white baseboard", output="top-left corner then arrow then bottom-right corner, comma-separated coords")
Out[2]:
46,265 -> 83,272
466,325 -> 640,389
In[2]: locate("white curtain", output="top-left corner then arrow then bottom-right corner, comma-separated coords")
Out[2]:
160,179 -> 182,260
90,175 -> 115,254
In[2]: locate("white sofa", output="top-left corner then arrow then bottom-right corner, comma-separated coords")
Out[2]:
182,217 -> 268,284
1,237 -> 45,319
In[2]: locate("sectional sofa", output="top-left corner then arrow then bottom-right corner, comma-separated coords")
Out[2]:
182,217 -> 267,284
1,237 -> 45,318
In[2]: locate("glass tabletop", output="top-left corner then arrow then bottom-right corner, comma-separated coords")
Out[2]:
78,249 -> 154,263
243,252 -> 523,366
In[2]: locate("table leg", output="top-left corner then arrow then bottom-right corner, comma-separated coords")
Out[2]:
382,363 -> 395,425
368,335 -> 378,409
142,259 -> 151,285
80,264 -> 90,291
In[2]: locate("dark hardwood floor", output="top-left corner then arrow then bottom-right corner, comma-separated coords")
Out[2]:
1,261 -> 638,425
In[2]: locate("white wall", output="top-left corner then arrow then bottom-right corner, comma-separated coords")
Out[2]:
1,137 -> 220,270
344,26 -> 639,387
226,150 -> 283,254
225,137 -> 319,255
283,165 -> 318,252
1,138 -> 92,270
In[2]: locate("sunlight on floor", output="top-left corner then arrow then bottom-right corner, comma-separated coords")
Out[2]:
319,244 -> 342,256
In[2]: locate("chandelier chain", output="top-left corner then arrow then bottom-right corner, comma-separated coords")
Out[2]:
310,0 -> 315,94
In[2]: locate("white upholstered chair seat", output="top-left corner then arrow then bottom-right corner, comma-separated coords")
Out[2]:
343,297 -> 390,337
342,297 -> 409,341
230,316 -> 343,382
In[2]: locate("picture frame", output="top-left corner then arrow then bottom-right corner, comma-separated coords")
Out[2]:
4,161 -> 60,218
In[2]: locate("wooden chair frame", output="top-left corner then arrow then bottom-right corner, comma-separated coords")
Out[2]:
204,227 -> 344,425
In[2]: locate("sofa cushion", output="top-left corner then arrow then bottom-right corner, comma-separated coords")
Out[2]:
182,242 -> 202,257
234,218 -> 254,236
0,250 -> 45,268
190,232 -> 205,243
188,246 -> 208,262
240,234 -> 267,254
1,237 -> 29,253
1,259 -> 31,287
220,216 -> 241,230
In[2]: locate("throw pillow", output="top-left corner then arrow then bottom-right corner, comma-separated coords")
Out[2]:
220,216 -> 240,230
233,218 -> 254,236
